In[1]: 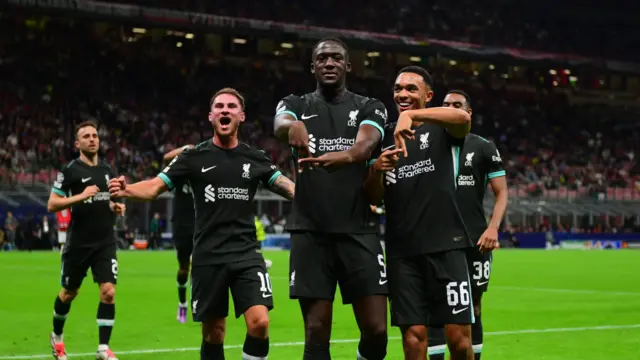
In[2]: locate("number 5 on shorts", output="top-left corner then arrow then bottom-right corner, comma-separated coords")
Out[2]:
111,259 -> 118,279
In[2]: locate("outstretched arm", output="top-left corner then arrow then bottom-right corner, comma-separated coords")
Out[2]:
268,174 -> 295,201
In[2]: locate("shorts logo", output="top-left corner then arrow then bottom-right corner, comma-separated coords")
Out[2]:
465,152 -> 474,166
452,307 -> 468,315
348,110 -> 359,127
419,132 -> 430,149
204,185 -> 216,202
242,163 -> 251,179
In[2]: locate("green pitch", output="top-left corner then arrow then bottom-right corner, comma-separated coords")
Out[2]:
2,249 -> 640,359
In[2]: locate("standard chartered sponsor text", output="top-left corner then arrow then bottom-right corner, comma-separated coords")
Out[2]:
458,175 -> 475,186
397,159 -> 435,179
318,137 -> 355,152
217,187 -> 250,201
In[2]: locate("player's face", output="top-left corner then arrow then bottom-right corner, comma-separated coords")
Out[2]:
208,93 -> 245,137
75,126 -> 99,154
443,93 -> 472,115
393,72 -> 434,113
311,41 -> 351,87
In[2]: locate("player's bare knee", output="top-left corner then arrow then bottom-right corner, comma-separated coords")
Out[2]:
178,266 -> 189,275
203,318 -> 226,343
445,325 -> 472,355
99,283 -> 116,303
362,319 -> 387,341
402,326 -> 426,351
59,288 -> 78,302
304,315 -> 332,344
246,313 -> 269,338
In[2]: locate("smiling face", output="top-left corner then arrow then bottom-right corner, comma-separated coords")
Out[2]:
208,92 -> 245,138
393,72 -> 434,113
311,41 -> 351,88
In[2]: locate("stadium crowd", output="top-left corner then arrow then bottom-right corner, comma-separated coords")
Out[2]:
1,17 -> 638,200
111,0 -> 639,61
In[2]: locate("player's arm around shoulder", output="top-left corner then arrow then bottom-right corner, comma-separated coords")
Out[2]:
47,167 -> 98,212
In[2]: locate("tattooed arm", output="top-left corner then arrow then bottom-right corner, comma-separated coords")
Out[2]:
268,174 -> 295,201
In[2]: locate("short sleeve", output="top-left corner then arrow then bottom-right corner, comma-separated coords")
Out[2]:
274,94 -> 304,121
52,167 -> 72,197
158,153 -> 192,191
255,151 -> 282,187
368,123 -> 396,166
359,99 -> 387,140
484,141 -> 505,179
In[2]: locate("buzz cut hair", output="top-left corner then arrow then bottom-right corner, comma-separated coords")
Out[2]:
75,120 -> 98,139
398,66 -> 434,88
313,37 -> 349,58
210,87 -> 245,110
446,89 -> 472,107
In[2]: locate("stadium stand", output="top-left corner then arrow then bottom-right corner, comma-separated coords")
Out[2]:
2,2 -> 640,246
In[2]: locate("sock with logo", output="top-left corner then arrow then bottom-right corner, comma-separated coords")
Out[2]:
97,302 -> 115,346
427,326 -> 446,360
177,271 -> 189,304
201,340 -> 225,360
242,334 -> 269,359
472,315 -> 483,360
53,296 -> 72,341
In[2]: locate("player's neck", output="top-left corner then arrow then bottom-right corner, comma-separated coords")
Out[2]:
316,84 -> 347,103
79,152 -> 99,166
212,135 -> 238,149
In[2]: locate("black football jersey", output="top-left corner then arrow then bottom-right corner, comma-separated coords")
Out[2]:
51,159 -> 116,248
378,122 -> 472,257
456,134 -> 506,240
275,91 -> 387,234
158,140 -> 280,265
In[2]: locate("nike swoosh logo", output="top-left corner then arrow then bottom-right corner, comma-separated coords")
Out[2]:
262,293 -> 272,298
301,114 -> 318,120
82,177 -> 91,183
201,166 -> 216,172
379,279 -> 388,285
452,307 -> 468,315
476,281 -> 489,286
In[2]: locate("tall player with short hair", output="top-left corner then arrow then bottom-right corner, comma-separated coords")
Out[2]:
163,144 -> 195,323
427,90 -> 507,360
47,121 -> 126,360
274,37 -> 389,360
109,88 -> 295,360
365,66 -> 475,360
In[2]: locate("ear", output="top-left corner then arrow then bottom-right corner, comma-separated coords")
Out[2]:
74,139 -> 79,150
425,90 -> 434,104
240,111 -> 246,123
208,112 -> 214,124
310,62 -> 315,74
467,107 -> 473,116
345,60 -> 352,73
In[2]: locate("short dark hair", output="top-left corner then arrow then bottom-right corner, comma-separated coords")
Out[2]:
210,87 -> 245,110
446,89 -> 472,107
398,66 -> 433,88
75,120 -> 97,139
313,37 -> 349,57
